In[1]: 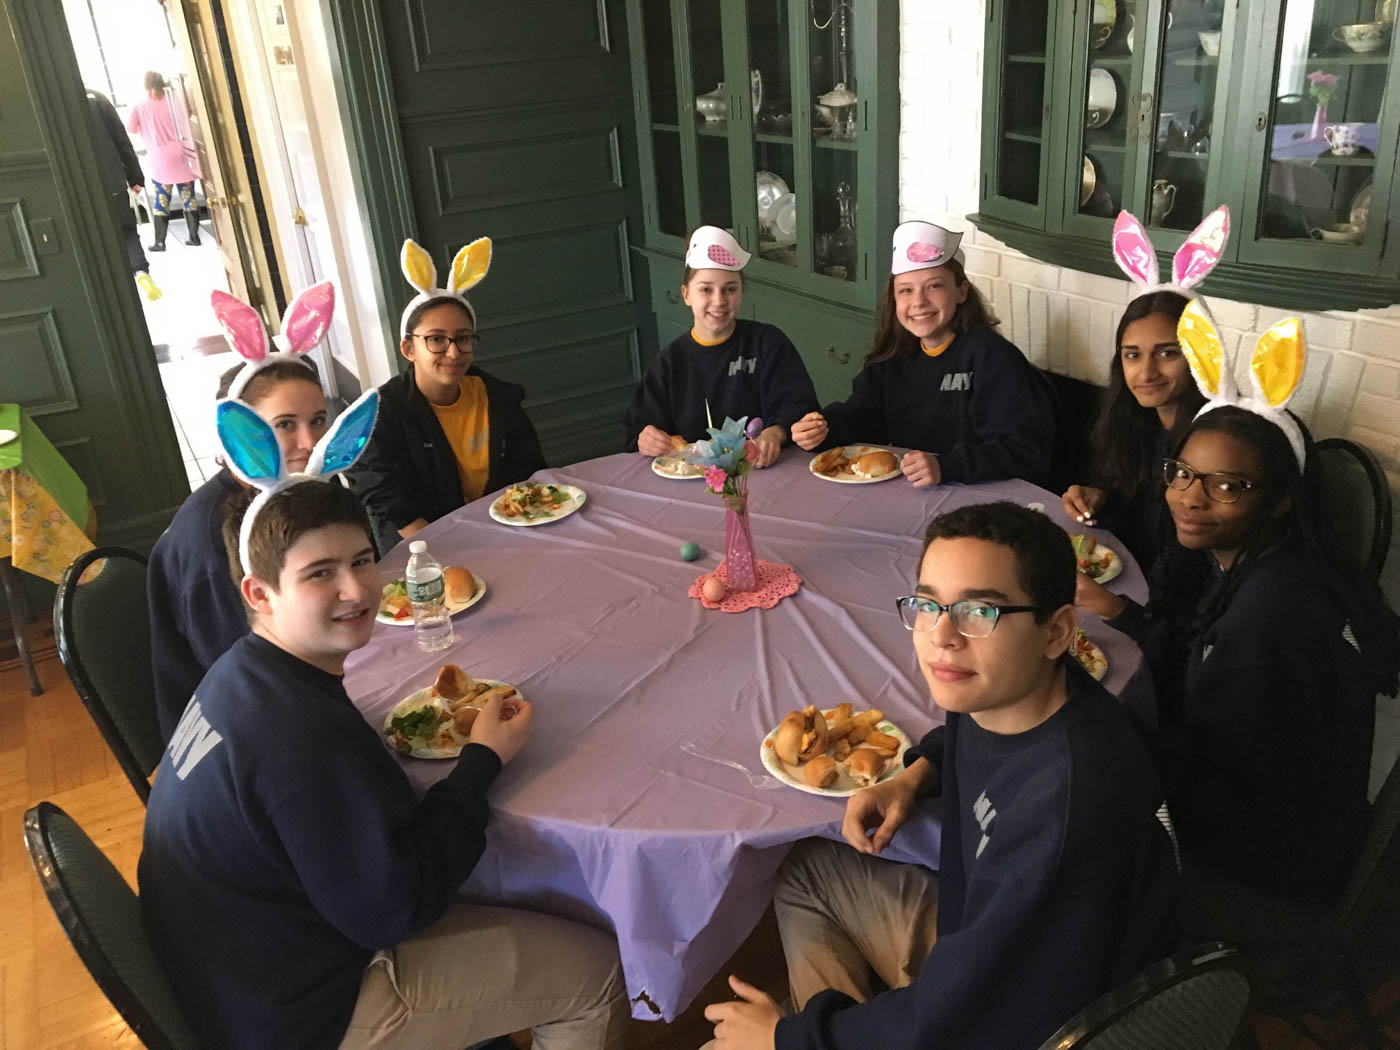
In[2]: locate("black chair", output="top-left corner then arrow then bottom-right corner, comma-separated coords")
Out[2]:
24,801 -> 201,1049
1313,437 -> 1393,581
1037,943 -> 1250,1049
1248,754 -> 1400,1049
53,546 -> 162,803
1040,368 -> 1103,496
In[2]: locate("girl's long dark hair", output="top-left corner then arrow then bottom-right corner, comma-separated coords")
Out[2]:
865,258 -> 998,365
1089,291 -> 1203,501
1149,406 -> 1400,697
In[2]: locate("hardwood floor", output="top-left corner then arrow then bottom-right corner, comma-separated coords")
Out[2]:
3,650 -> 1395,1049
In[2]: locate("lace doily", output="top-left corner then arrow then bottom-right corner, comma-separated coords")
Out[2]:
689,560 -> 801,612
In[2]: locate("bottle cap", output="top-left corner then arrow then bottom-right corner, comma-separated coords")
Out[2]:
409,540 -> 427,554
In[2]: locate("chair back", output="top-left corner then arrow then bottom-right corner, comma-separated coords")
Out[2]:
1317,753 -> 1400,989
1040,368 -> 1101,495
1312,438 -> 1392,580
24,802 -> 201,1049
54,547 -> 161,802
1037,943 -> 1249,1050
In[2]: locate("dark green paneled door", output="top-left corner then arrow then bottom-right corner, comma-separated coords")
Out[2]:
335,0 -> 647,464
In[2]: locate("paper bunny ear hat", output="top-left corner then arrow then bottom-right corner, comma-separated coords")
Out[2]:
1111,206 -> 1230,297
215,389 -> 380,575
212,283 -> 335,400
399,237 -> 491,337
1177,299 -> 1308,469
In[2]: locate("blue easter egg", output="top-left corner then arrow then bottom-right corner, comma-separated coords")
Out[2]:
680,541 -> 701,562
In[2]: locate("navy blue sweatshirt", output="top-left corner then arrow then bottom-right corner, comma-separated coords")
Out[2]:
819,328 -> 1055,486
147,469 -> 249,743
776,662 -> 1180,1050
1110,543 -> 1373,907
139,634 -> 501,1050
622,320 -> 819,448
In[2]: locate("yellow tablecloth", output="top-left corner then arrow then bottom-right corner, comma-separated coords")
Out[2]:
0,404 -> 94,584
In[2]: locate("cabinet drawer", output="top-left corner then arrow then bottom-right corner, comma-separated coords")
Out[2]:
647,256 -> 691,331
749,291 -> 872,406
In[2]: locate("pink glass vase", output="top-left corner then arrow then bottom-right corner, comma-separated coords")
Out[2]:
1310,102 -> 1328,141
722,486 -> 758,593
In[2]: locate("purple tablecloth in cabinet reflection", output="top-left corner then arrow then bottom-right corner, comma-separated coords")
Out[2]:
343,451 -> 1152,1021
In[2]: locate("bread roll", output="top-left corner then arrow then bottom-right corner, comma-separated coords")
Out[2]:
773,707 -> 829,766
850,450 -> 897,478
434,663 -> 473,701
803,755 -> 839,788
451,706 -> 479,737
669,434 -> 687,452
844,748 -> 887,788
444,566 -> 476,603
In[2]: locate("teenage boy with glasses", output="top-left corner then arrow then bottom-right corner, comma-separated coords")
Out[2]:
704,502 -> 1181,1050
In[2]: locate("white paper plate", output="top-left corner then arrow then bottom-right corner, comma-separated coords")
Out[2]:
382,679 -> 521,759
809,445 -> 901,484
489,484 -> 587,526
760,714 -> 913,797
652,451 -> 705,480
1072,628 -> 1109,681
1069,534 -> 1123,584
377,574 -> 487,626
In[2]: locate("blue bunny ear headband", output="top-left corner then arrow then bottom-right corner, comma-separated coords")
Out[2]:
215,389 -> 380,575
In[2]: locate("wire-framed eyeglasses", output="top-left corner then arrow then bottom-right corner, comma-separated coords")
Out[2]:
412,332 -> 480,355
895,595 -> 1042,638
1161,458 -> 1256,504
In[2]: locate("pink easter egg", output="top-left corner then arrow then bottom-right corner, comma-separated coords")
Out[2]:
702,577 -> 727,603
707,245 -> 738,267
906,242 -> 944,264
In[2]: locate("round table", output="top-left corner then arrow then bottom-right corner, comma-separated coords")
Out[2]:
344,450 -> 1151,1021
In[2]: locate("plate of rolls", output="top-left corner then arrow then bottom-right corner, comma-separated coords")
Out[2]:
809,446 -> 901,484
383,664 -> 521,759
760,704 -> 912,796
378,566 -> 485,625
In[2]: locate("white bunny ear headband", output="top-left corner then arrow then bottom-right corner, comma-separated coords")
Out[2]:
212,282 -> 335,400
1177,300 -> 1308,470
1111,205 -> 1230,297
215,389 -> 380,576
398,237 -> 491,337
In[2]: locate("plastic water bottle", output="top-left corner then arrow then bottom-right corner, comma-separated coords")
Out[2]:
405,540 -> 453,652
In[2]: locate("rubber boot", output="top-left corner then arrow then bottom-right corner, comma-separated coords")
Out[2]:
150,215 -> 168,251
184,206 -> 202,246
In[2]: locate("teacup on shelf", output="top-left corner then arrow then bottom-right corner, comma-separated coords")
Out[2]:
1333,21 -> 1391,52
1310,223 -> 1364,245
1324,123 -> 1364,155
1198,30 -> 1221,56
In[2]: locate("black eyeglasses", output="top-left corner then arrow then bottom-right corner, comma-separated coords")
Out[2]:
895,595 -> 1041,638
412,332 -> 479,355
1161,458 -> 1257,504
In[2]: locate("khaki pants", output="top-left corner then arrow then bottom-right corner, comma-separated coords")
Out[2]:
338,902 -> 628,1050
774,839 -> 940,1009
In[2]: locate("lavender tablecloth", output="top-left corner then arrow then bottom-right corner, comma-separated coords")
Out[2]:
344,450 -> 1152,1020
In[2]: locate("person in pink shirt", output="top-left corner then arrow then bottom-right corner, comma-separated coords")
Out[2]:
126,71 -> 202,250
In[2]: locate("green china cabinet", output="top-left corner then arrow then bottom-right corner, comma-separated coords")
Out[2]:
625,0 -> 899,403
975,0 -> 1400,310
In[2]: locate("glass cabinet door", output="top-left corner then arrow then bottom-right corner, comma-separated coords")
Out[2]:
1240,0 -> 1397,270
638,0 -> 687,240
689,0 -> 738,233
980,0 -> 1057,225
1139,0 -> 1236,232
807,0 -> 860,284
1063,0 -> 1144,230
745,0 -> 799,271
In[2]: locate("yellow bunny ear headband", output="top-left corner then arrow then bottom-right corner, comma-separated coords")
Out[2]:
1177,300 -> 1308,469
398,237 -> 492,337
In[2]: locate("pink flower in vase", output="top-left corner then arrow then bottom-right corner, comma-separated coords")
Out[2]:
1306,71 -> 1337,107
704,465 -> 728,492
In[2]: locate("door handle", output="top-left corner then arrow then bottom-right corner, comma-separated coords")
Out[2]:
664,290 -> 680,305
293,207 -> 308,226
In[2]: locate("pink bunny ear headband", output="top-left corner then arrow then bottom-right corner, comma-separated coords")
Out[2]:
211,283 -> 335,400
1110,205 -> 1230,298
